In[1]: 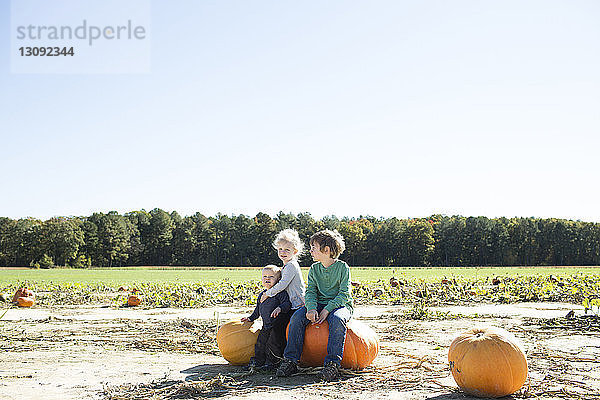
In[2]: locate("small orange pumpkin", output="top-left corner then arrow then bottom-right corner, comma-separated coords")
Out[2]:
448,326 -> 528,398
16,296 -> 35,307
12,287 -> 35,303
288,319 -> 379,370
216,319 -> 262,365
127,295 -> 142,306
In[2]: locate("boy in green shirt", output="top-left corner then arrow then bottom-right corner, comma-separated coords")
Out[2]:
276,229 -> 353,382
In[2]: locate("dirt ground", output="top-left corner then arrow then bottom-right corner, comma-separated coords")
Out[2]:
1,303 -> 599,400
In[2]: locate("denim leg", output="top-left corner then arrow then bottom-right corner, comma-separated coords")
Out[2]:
324,307 -> 351,366
283,307 -> 310,362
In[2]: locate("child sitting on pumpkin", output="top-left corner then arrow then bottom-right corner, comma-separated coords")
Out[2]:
242,264 -> 292,371
276,229 -> 353,382
257,229 -> 306,364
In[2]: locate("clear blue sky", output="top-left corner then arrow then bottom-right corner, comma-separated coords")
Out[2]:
1,0 -> 599,222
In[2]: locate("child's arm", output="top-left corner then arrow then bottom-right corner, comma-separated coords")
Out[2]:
313,265 -> 351,324
261,261 -> 298,301
305,266 -> 319,322
323,263 -> 351,313
277,291 -> 292,313
270,291 -> 292,318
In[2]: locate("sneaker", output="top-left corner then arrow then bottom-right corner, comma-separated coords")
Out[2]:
318,362 -> 340,382
275,358 -> 298,377
258,363 -> 278,372
244,359 -> 264,372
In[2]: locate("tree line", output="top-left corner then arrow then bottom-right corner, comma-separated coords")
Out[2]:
0,210 -> 599,268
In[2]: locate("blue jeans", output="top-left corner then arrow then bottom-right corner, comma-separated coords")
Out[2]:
284,305 -> 351,366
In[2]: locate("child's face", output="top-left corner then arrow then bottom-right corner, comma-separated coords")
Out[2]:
262,269 -> 278,289
277,241 -> 298,264
310,241 -> 331,263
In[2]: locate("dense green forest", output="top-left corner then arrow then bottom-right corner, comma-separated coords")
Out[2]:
0,210 -> 599,268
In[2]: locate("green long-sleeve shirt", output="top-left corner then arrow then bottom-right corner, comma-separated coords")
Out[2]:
305,259 -> 353,314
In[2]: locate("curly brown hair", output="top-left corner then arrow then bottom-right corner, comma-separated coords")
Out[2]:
309,229 -> 346,259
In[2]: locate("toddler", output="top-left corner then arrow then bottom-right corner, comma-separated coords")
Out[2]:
242,264 -> 291,370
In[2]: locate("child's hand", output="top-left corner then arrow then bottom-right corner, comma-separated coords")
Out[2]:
315,309 -> 329,324
306,309 -> 318,323
271,307 -> 281,318
241,317 -> 249,322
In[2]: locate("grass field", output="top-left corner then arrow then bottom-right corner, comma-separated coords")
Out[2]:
1,266 -> 599,285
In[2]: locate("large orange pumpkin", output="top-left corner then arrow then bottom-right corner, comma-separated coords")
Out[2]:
448,326 -> 528,398
216,319 -> 262,365
288,319 -> 379,370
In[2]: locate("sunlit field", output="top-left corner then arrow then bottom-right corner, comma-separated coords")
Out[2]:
1,266 -> 599,285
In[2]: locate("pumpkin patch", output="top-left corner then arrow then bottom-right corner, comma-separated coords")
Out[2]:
448,326 -> 528,398
0,269 -> 598,398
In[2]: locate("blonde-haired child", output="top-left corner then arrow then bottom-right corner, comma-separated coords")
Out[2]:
256,228 -> 306,369
277,229 -> 352,382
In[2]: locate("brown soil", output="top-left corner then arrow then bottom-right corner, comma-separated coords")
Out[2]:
1,303 -> 598,400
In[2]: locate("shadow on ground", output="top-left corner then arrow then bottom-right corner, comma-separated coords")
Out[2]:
425,394 -> 474,400
426,393 -> 519,400
181,363 -> 334,389
104,363 -> 366,399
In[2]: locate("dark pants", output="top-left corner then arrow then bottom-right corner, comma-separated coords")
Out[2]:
252,310 -> 293,366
